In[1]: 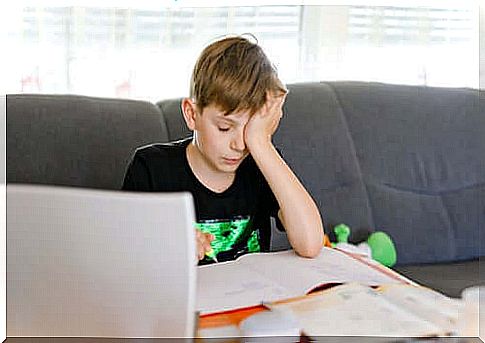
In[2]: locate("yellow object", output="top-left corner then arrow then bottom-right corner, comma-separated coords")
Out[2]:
205,248 -> 218,263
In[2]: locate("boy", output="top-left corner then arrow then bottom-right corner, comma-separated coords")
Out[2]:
122,35 -> 324,264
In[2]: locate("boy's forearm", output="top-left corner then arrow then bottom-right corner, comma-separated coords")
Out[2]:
249,140 -> 324,258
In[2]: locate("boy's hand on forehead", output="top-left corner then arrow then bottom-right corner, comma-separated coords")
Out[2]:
244,92 -> 286,151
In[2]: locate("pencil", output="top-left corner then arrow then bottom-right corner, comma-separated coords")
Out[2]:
205,248 -> 218,263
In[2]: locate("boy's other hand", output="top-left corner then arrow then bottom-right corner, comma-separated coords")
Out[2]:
196,229 -> 215,261
244,92 -> 286,150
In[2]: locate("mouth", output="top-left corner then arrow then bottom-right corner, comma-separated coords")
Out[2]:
222,157 -> 242,165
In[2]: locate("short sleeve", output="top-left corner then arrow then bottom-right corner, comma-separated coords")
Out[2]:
121,152 -> 153,191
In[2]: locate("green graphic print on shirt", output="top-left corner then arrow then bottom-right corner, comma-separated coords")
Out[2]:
195,215 -> 260,263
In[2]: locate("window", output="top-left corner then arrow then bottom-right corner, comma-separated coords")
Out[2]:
2,4 -> 478,101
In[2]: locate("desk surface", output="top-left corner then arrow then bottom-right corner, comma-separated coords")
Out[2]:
5,337 -> 481,343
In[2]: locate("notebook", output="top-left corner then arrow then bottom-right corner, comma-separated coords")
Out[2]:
7,184 -> 197,338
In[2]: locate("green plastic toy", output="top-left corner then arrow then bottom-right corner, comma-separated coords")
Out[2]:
332,223 -> 397,267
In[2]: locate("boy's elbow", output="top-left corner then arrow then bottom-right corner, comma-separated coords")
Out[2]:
288,216 -> 324,258
296,241 -> 322,259
302,226 -> 325,258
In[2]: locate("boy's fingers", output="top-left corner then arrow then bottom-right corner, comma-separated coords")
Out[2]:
200,239 -> 208,257
195,232 -> 214,255
196,233 -> 206,258
265,91 -> 272,103
264,92 -> 277,107
258,98 -> 280,119
195,229 -> 214,260
196,229 -> 213,241
267,91 -> 285,102
201,232 -> 213,242
196,231 -> 203,243
197,243 -> 204,260
270,95 -> 285,112
196,242 -> 203,260
203,237 -> 213,252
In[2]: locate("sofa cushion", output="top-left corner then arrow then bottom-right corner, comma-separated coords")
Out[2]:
7,94 -> 168,190
156,98 -> 192,141
393,258 -> 483,298
329,82 -> 484,264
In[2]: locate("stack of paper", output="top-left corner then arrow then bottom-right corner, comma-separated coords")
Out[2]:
269,283 -> 464,337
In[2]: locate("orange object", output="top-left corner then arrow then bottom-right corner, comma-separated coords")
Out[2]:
323,234 -> 332,247
198,305 -> 267,329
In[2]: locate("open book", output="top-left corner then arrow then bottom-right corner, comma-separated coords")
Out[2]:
268,283 -> 465,337
197,247 -> 409,315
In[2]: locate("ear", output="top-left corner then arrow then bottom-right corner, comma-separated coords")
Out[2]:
181,98 -> 199,131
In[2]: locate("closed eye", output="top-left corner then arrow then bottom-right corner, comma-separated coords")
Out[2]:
218,127 -> 230,132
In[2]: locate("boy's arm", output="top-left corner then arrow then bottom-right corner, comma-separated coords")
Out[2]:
245,95 -> 324,258
251,141 -> 324,258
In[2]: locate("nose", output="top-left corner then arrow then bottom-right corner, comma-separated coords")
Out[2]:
230,128 -> 246,152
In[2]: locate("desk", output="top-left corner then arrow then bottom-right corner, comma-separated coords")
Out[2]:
6,339 -> 481,343
7,252 -> 475,341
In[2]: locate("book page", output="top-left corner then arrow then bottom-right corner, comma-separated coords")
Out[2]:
197,257 -> 296,315
270,283 -> 447,337
378,284 -> 465,335
239,248 -> 402,294
197,247 -> 405,315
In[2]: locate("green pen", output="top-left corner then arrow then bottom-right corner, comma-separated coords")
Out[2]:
205,248 -> 218,263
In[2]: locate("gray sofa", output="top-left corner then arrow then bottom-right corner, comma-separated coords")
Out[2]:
7,81 -> 484,297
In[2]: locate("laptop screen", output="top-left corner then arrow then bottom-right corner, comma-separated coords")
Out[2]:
7,184 -> 197,338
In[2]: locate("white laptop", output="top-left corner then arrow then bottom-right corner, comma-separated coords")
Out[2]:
7,184 -> 197,338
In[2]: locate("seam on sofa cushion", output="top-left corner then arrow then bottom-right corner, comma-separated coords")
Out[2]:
438,193 -> 458,259
157,102 -> 172,141
323,81 -> 376,231
381,181 -> 485,196
320,181 -> 355,192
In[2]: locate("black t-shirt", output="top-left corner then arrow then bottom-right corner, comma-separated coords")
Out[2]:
122,138 -> 280,264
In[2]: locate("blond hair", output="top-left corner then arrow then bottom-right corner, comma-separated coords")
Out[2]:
190,35 -> 287,115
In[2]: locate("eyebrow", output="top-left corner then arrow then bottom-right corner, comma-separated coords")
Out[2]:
216,116 -> 237,124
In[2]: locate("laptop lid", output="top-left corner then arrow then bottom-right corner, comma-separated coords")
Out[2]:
7,184 -> 197,338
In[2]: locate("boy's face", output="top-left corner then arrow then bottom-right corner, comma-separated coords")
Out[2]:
184,100 -> 251,174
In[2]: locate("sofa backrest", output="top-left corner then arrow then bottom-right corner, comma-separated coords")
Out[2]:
158,82 -> 484,265
7,94 -> 168,190
7,82 -> 484,265
325,82 -> 483,265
